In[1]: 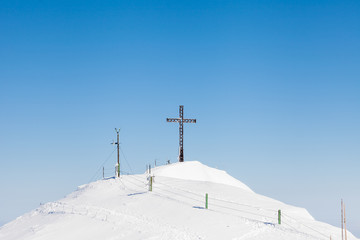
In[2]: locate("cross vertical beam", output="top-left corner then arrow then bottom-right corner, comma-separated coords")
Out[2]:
179,106 -> 184,161
167,105 -> 196,162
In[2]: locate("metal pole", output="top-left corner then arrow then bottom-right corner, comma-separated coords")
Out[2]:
103,167 -> 104,179
117,130 -> 120,177
114,128 -> 120,178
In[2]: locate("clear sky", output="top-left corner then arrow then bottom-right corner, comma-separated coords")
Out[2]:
1,0 -> 359,237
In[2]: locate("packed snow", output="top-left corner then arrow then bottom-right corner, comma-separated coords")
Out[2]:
152,161 -> 253,192
0,161 -> 357,240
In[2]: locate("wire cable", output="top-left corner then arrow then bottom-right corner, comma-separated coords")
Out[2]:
89,148 -> 116,183
120,146 -> 133,174
155,180 -> 278,214
282,213 -> 329,239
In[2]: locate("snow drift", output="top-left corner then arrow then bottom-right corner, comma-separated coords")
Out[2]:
0,161 -> 357,240
152,161 -> 253,192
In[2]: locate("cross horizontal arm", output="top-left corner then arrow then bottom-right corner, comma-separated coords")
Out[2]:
183,119 -> 196,123
167,118 -> 180,122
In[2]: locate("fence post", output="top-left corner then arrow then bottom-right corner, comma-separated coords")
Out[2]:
278,210 -> 281,224
205,193 -> 208,209
149,176 -> 153,191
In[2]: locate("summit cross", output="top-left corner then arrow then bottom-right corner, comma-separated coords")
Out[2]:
166,105 -> 196,162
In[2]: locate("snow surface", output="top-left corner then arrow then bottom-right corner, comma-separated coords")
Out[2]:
0,161 -> 357,240
151,161 -> 253,192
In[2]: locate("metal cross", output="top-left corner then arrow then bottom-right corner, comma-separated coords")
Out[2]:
167,105 -> 196,162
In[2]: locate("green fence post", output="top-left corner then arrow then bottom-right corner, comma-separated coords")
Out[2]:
205,193 -> 208,209
149,176 -> 153,192
278,210 -> 281,224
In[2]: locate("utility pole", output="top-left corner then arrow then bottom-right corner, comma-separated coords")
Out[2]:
166,105 -> 196,162
344,202 -> 348,240
114,128 -> 120,178
341,199 -> 344,240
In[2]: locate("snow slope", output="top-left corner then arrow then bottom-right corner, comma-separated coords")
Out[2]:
152,161 -> 253,192
0,161 -> 357,240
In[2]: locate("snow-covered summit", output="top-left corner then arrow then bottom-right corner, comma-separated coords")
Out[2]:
152,161 -> 254,192
0,161 -> 358,240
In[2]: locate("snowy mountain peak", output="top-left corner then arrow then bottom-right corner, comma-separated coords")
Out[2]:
152,161 -> 254,193
1,161 -> 358,240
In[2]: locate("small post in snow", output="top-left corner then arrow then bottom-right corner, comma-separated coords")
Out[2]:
149,176 -> 153,191
103,167 -> 104,179
278,210 -> 281,224
205,193 -> 208,209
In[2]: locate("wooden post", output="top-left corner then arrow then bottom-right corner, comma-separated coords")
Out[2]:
278,210 -> 281,224
341,199 -> 344,240
149,176 -> 153,191
344,203 -> 348,240
205,193 -> 208,209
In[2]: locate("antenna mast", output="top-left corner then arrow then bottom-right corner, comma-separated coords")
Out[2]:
115,128 -> 120,177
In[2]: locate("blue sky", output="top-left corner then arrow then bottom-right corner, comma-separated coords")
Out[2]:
1,0 -> 359,236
